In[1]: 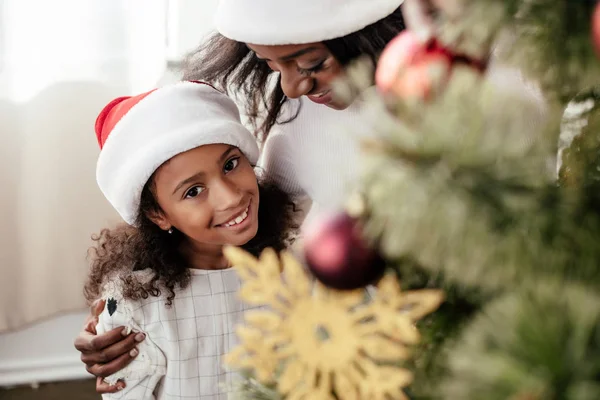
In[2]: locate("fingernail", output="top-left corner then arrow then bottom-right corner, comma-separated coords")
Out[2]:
134,333 -> 145,342
117,382 -> 125,390
130,348 -> 139,357
121,328 -> 128,336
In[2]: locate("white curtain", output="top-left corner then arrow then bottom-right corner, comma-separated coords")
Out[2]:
0,0 -> 169,332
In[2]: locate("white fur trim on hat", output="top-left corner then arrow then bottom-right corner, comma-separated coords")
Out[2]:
96,82 -> 260,225
215,0 -> 404,45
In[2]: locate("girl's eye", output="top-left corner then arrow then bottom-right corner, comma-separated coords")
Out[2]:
224,157 -> 240,173
298,60 -> 326,76
185,186 -> 204,199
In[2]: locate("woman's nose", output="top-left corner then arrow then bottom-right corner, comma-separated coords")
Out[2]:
279,69 -> 313,99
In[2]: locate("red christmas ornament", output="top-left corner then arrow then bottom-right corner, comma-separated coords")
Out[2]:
593,2 -> 600,58
376,30 -> 487,101
376,30 -> 453,100
303,212 -> 386,290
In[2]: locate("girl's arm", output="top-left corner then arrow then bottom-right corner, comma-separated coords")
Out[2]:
96,291 -> 167,400
74,299 -> 145,394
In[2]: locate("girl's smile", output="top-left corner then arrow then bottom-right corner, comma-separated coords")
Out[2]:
216,201 -> 252,229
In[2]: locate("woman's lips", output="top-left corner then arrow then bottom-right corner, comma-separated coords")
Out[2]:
307,89 -> 332,105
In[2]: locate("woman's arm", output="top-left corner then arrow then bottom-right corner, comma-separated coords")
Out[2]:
74,299 -> 146,393
259,128 -> 312,226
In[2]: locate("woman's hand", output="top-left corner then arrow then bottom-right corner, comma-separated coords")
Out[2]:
73,299 -> 146,393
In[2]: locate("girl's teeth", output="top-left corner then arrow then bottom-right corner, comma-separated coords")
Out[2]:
224,208 -> 249,227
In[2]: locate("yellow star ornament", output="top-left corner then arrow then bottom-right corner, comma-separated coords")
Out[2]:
223,246 -> 444,400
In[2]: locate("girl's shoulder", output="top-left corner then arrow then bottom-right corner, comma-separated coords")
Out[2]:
100,268 -> 157,302
96,268 -> 159,343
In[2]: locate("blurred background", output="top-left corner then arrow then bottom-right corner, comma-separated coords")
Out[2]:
0,0 -> 218,397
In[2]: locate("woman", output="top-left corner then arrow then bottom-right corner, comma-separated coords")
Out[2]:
76,0 -> 407,393
191,0 -> 405,222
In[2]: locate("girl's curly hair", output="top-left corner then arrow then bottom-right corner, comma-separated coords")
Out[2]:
84,177 -> 298,306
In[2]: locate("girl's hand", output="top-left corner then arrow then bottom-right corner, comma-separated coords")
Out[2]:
73,299 -> 146,393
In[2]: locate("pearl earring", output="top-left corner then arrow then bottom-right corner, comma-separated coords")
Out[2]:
168,228 -> 173,234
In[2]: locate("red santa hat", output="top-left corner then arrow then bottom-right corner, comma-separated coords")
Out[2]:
95,81 -> 260,225
214,0 -> 405,46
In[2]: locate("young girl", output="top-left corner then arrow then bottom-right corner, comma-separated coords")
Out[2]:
84,81 -> 296,399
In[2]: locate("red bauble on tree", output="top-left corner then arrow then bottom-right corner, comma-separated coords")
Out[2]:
593,1 -> 600,58
303,212 -> 386,290
375,30 -> 454,100
375,30 -> 487,101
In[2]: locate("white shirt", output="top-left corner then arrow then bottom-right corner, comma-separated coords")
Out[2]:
258,97 -> 374,225
258,67 -> 547,225
96,267 -> 255,400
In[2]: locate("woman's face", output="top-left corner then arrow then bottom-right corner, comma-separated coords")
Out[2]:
247,42 -> 348,110
150,144 -> 260,249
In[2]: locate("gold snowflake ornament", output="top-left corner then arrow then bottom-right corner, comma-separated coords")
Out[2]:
224,246 -> 444,400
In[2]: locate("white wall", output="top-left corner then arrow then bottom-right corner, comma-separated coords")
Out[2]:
166,0 -> 219,62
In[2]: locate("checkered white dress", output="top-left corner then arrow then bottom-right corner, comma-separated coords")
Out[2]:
96,267 -> 256,400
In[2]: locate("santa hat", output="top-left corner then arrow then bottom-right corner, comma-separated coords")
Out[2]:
95,81 -> 259,225
215,0 -> 404,46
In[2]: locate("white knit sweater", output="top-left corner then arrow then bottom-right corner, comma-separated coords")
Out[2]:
258,96 -> 375,224
257,66 -> 547,225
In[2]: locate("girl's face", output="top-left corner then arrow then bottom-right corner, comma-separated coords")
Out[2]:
247,42 -> 347,110
150,144 -> 260,249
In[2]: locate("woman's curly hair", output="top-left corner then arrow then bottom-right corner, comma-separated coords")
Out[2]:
84,177 -> 298,306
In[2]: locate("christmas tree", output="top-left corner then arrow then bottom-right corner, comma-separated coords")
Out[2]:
224,1 -> 600,399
